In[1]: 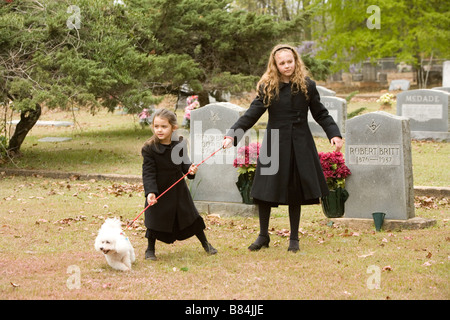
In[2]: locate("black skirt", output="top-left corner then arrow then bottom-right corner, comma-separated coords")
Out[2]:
145,215 -> 206,244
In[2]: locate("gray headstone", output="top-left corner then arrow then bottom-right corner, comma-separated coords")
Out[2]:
344,111 -> 415,220
308,96 -> 346,137
190,103 -> 252,203
396,89 -> 449,134
443,61 -> 450,87
389,79 -> 410,91
316,85 -> 336,97
362,61 -> 377,81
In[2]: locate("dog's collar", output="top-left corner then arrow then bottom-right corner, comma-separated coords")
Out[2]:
120,232 -> 129,241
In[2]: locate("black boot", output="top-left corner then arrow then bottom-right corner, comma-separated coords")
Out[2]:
249,203 -> 271,251
145,236 -> 157,260
248,234 -> 270,251
287,239 -> 299,253
196,231 -> 218,255
202,241 -> 218,255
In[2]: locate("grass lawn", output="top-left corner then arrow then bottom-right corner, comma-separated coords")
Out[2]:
0,175 -> 448,300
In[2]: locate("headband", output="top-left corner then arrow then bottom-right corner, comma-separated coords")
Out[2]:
274,46 -> 295,54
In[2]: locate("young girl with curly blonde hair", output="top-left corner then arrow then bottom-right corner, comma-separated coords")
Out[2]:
223,44 -> 343,253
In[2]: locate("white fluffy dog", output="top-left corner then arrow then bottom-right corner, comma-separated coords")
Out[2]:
95,218 -> 135,271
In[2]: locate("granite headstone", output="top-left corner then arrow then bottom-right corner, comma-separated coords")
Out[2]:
344,112 -> 415,220
316,85 -> 336,97
189,103 -> 252,203
396,89 -> 449,140
443,61 -> 450,87
308,96 -> 346,137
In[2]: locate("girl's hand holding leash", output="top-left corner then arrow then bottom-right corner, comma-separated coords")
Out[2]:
223,136 -> 233,149
189,164 -> 198,175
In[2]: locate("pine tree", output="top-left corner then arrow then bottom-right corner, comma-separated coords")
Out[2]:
0,0 -> 304,154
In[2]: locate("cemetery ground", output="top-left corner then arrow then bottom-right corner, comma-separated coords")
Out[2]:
1,95 -> 449,299
0,175 -> 448,300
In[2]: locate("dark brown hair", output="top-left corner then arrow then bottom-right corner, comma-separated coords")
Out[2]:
143,108 -> 178,149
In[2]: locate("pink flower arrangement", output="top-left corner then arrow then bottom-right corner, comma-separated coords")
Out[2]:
184,95 -> 200,121
233,142 -> 260,175
234,142 -> 260,204
139,108 -> 152,121
318,151 -> 351,190
138,108 -> 154,127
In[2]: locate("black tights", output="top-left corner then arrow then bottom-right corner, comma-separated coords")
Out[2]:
258,202 -> 301,240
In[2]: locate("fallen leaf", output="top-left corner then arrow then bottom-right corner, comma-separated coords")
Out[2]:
10,282 -> 20,288
426,252 -> 432,259
382,265 -> 393,271
276,229 -> 290,237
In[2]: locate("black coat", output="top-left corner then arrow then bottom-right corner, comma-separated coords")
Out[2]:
226,78 -> 341,205
141,139 -> 201,234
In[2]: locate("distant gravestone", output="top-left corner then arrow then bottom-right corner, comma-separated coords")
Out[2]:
396,89 -> 449,140
443,61 -> 450,87
344,112 -> 415,220
190,103 -> 251,203
316,85 -> 336,97
389,79 -> 410,91
308,96 -> 346,137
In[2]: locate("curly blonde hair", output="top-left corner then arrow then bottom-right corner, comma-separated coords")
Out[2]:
257,44 -> 310,106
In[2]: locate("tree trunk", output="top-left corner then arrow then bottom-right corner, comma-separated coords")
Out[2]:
8,103 -> 42,156
197,90 -> 210,107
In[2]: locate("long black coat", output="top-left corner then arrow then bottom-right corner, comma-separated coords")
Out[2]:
227,78 -> 341,205
141,139 -> 200,234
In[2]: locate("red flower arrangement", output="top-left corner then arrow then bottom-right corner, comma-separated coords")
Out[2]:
318,151 -> 351,190
233,142 -> 260,175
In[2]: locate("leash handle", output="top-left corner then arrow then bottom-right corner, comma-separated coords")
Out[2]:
126,146 -> 223,229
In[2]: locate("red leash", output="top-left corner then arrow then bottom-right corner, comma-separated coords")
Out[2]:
126,146 -> 223,229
